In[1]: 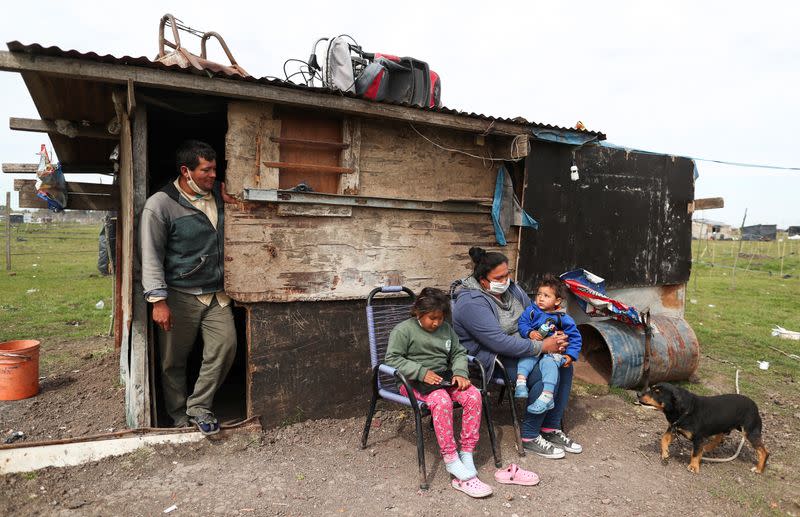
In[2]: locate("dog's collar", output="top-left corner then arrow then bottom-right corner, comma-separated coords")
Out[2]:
669,409 -> 691,432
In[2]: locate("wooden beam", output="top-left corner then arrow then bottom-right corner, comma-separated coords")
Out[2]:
13,179 -> 119,210
688,197 -> 724,213
262,161 -> 353,174
9,117 -> 118,140
694,197 -> 724,210
270,137 -> 349,150
0,50 -> 531,136
128,103 -> 151,427
3,163 -> 114,174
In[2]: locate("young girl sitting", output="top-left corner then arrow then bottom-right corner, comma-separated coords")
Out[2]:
385,287 -> 493,498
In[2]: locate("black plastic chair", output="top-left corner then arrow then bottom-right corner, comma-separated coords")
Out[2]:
360,286 -> 501,489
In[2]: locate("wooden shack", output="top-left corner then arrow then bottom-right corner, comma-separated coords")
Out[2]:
1,41 -> 696,429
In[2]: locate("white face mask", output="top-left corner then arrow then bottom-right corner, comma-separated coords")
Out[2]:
488,278 -> 510,295
185,168 -> 210,197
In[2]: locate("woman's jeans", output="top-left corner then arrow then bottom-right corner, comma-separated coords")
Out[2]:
495,355 -> 573,439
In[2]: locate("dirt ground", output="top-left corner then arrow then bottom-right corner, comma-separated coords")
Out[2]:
0,336 -> 125,442
1,339 -> 799,516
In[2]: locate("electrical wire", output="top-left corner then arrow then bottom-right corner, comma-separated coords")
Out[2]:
409,123 -> 526,164
694,158 -> 800,172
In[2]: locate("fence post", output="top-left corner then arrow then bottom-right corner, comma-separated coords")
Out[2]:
731,209 -> 747,289
779,238 -> 786,277
5,192 -> 10,271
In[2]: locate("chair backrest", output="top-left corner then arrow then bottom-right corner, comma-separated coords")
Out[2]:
366,286 -> 415,393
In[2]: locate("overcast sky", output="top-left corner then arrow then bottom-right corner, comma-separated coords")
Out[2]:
1,1 -> 798,227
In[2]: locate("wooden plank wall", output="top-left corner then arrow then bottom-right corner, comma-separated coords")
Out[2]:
225,103 -> 516,302
224,101 -> 521,425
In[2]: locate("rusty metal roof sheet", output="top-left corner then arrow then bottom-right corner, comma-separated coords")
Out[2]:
6,41 -> 606,140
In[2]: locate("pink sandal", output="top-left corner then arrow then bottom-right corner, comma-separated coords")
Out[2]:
451,477 -> 493,498
494,464 -> 540,486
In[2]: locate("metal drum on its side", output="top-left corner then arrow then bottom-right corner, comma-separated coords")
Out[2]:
575,315 -> 699,389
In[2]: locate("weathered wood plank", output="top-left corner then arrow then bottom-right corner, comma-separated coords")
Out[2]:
0,50 -> 532,136
225,101 -> 278,195
14,179 -> 119,210
262,161 -> 353,174
338,118 -> 361,195
2,163 -> 115,174
225,204 -> 512,302
357,120 -> 500,201
270,137 -> 349,150
13,179 -> 116,195
276,204 -> 352,217
9,117 -> 118,140
688,197 -> 724,212
126,103 -> 151,428
118,97 -> 134,408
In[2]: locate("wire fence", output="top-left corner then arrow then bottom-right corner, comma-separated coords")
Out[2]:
692,221 -> 799,290
3,219 -> 109,272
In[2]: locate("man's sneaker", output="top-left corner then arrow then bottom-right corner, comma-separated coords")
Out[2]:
189,413 -> 220,436
541,429 -> 583,454
522,434 -> 565,459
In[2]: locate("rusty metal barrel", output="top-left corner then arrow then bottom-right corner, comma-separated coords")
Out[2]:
575,315 -> 699,388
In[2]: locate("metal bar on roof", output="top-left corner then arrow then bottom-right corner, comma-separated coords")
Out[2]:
243,188 -> 492,214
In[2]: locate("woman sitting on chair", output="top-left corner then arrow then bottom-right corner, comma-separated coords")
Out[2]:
451,247 -> 582,459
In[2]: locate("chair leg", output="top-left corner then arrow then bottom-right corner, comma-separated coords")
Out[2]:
482,391 -> 502,467
497,386 -> 506,406
360,392 -> 379,449
494,359 -> 525,457
412,405 -> 428,490
504,381 -> 525,456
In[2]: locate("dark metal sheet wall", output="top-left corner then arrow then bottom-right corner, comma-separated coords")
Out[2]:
518,142 -> 694,289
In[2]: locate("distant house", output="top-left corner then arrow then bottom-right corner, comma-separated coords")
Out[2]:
788,226 -> 800,237
742,224 -> 777,241
692,218 -> 734,240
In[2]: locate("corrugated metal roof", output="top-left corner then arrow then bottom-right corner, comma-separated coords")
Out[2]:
6,41 -> 606,140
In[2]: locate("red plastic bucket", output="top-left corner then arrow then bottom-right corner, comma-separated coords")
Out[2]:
0,340 -> 41,400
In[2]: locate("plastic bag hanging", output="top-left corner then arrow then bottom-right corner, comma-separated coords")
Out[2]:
34,144 -> 68,212
491,165 -> 537,246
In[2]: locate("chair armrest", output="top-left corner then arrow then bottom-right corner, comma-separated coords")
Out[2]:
378,363 -> 398,377
378,363 -> 423,408
467,355 -> 488,392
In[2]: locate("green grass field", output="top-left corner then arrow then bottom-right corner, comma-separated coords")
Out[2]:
2,223 -> 798,403
0,222 -> 113,342
685,237 -> 800,406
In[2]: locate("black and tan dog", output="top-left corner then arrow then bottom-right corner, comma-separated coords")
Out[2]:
637,382 -> 768,473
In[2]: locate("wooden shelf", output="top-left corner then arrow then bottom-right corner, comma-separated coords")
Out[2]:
263,161 -> 354,174
270,137 -> 349,150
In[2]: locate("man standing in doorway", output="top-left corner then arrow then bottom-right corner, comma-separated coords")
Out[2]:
141,140 -> 237,435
